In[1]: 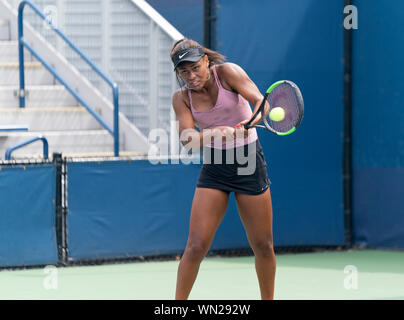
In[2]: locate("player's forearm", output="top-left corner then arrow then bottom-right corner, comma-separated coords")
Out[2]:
248,99 -> 268,127
180,128 -> 212,151
180,127 -> 233,151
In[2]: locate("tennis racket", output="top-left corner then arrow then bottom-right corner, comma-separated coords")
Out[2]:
239,80 -> 304,135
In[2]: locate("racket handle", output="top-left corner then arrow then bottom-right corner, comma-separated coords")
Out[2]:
236,123 -> 250,130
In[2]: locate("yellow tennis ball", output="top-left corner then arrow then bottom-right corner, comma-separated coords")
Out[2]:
269,107 -> 285,122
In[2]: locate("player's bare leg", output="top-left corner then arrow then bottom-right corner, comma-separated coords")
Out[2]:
235,188 -> 276,300
175,188 -> 229,300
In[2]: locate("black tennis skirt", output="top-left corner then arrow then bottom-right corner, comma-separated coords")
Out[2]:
197,139 -> 270,195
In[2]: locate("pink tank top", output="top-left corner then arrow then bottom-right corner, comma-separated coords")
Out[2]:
187,65 -> 258,149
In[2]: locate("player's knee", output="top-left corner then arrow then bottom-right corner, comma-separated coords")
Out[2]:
253,239 -> 275,259
185,241 -> 209,262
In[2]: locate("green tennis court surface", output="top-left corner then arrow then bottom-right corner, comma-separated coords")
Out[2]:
1,249 -> 403,300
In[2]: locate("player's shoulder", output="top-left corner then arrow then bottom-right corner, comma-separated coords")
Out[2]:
173,87 -> 187,100
216,62 -> 246,80
172,88 -> 190,109
216,62 -> 244,72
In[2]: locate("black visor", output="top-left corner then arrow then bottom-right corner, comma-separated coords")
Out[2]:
172,47 -> 205,70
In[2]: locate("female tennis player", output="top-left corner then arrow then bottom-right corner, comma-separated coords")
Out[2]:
171,38 -> 276,300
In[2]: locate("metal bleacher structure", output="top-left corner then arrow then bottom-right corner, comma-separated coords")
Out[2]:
0,0 -> 182,159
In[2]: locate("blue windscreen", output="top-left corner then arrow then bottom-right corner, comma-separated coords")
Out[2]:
352,0 -> 404,248
216,0 -> 346,246
66,160 -> 249,260
0,165 -> 58,267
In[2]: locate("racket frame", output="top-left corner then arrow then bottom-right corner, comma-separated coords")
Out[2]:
244,80 -> 303,136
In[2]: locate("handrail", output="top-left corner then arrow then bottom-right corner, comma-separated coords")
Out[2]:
17,0 -> 120,156
5,135 -> 49,160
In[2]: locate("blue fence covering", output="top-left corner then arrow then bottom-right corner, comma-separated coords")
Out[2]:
0,165 -> 58,267
216,0 -> 346,246
352,0 -> 404,249
66,160 -> 249,261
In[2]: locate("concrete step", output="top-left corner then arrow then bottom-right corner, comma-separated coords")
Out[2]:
0,85 -> 79,108
0,106 -> 102,131
0,41 -> 35,62
0,62 -> 55,85
61,151 -> 148,159
0,19 -> 10,41
0,130 -> 121,159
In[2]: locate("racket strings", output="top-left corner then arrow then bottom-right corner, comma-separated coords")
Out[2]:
266,83 -> 302,132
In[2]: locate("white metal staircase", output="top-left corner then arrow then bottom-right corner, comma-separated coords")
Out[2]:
0,0 -> 152,159
0,39 -> 116,158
